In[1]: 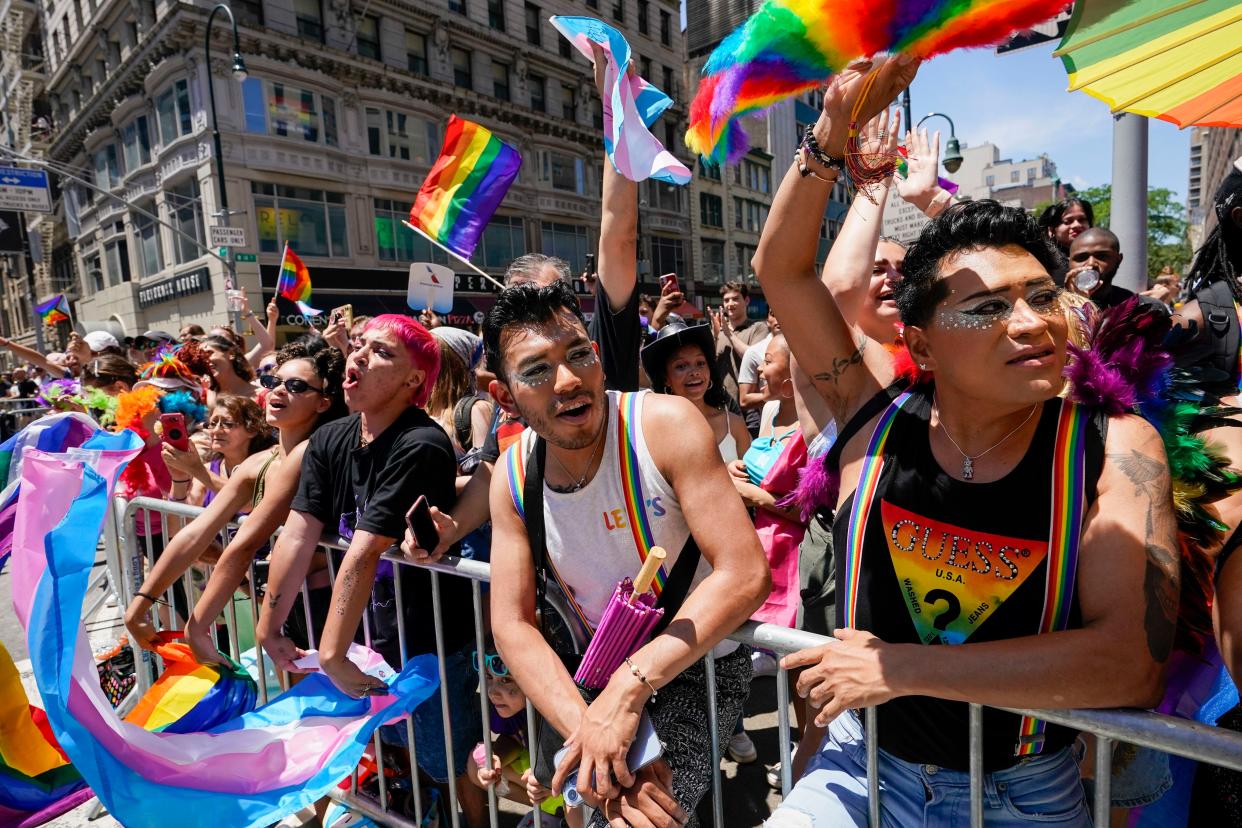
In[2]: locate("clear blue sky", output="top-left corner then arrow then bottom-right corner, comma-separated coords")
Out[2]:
906,42 -> 1190,203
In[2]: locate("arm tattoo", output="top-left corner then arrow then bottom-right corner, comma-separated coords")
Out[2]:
267,592 -> 281,609
1108,448 -> 1180,662
336,569 -> 358,616
812,335 -> 867,388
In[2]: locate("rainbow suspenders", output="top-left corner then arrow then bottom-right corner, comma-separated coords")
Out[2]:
507,392 -> 667,633
841,392 -> 1088,757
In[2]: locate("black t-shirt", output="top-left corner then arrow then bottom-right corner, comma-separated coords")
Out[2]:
16,379 -> 38,398
1093,283 -> 1169,314
290,406 -> 473,662
480,279 -> 640,464
830,388 -> 1105,771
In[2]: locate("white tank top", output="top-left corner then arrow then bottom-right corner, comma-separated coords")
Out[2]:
508,390 -> 720,633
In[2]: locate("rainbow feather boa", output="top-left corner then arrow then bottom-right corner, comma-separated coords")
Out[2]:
686,0 -> 1068,164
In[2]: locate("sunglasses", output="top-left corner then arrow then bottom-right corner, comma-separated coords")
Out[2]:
207,418 -> 238,430
470,650 -> 509,678
258,374 -> 324,394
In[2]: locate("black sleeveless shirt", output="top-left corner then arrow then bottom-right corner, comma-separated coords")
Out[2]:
829,386 -> 1106,771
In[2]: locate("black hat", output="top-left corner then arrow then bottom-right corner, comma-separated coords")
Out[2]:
640,321 -> 715,390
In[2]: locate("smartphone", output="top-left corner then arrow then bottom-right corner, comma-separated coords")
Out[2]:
555,710 -> 662,807
159,413 -> 189,452
331,303 -> 353,330
584,253 -> 596,275
405,495 -> 440,552
659,273 -> 679,294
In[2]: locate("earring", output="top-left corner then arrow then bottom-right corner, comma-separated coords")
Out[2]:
780,378 -> 795,399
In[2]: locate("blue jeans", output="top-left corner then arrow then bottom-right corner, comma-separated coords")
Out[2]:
379,646 -> 482,783
767,711 -> 1092,827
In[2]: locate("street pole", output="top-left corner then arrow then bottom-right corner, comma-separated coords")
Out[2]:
205,4 -> 247,334
17,219 -> 44,353
1110,112 -> 1148,294
901,89 -> 912,137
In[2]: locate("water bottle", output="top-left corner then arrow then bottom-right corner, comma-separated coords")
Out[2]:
226,289 -> 244,312
1075,268 -> 1100,294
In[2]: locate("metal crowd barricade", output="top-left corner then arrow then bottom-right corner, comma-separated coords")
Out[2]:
113,496 -> 1242,828
0,399 -> 50,440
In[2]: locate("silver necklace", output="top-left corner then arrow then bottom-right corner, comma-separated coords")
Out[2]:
932,393 -> 1038,481
548,413 -> 608,493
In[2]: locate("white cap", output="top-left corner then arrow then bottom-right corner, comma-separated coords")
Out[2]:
83,330 -> 120,352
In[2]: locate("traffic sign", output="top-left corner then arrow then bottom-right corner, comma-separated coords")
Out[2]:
0,167 -> 51,213
209,225 -> 247,247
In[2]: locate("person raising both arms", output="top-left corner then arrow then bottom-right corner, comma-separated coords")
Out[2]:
755,56 -> 1177,827
123,338 -> 345,652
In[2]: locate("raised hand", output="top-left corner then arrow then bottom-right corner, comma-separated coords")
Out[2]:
896,127 -> 943,210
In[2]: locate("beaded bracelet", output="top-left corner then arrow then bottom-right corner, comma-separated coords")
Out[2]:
623,657 -> 657,699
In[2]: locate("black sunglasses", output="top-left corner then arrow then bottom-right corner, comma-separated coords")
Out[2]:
259,375 -> 324,394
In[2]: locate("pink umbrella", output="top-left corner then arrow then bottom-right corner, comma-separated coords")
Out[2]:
574,548 -> 667,689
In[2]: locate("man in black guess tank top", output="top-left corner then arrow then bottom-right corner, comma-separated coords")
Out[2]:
752,73 -> 1180,826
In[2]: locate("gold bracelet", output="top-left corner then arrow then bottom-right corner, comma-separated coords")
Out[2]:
622,657 -> 657,699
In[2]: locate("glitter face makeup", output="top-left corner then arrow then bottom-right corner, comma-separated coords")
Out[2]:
934,283 -> 1064,331
512,344 -> 599,387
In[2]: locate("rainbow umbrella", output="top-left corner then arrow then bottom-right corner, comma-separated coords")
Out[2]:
1056,0 -> 1242,128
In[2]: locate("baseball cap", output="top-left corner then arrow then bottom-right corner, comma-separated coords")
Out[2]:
83,331 -> 120,352
141,330 -> 175,344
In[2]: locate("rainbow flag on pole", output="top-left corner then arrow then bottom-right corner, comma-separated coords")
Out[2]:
34,295 -> 70,325
276,243 -> 321,317
408,115 -> 522,260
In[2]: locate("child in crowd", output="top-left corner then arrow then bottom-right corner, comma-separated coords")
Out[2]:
467,651 -> 583,828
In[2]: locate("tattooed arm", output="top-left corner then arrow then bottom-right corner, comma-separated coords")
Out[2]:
255,509 -> 326,672
315,530 -> 398,697
784,415 -> 1173,722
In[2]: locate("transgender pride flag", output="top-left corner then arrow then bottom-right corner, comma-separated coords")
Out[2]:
551,16 -> 691,186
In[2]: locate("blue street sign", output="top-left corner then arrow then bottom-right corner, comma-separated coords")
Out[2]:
0,166 -> 52,213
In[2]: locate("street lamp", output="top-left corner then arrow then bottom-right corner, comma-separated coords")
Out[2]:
917,112 -> 963,174
205,3 -> 248,331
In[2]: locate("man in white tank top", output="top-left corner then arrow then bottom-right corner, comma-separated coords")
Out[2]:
483,282 -> 771,827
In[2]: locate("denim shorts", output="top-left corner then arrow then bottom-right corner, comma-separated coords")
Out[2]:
379,645 -> 482,783
766,710 -> 1092,827
1106,742 -> 1172,808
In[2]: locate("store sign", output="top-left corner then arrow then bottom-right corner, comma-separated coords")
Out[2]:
138,266 -> 212,308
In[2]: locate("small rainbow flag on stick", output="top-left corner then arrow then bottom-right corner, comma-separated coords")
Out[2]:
34,294 -> 71,325
276,242 -> 321,316
407,115 -> 522,262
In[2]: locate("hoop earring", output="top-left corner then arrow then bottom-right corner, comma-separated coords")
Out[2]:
780,378 -> 795,399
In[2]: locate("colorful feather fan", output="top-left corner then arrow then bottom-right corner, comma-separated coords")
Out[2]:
686,0 -> 1069,164
1065,298 -> 1240,653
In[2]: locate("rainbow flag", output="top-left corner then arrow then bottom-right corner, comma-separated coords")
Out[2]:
408,115 -> 522,260
276,243 -> 320,317
33,295 -> 70,325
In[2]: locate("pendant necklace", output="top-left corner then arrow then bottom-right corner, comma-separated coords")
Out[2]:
933,394 -> 1037,481
548,411 -> 608,493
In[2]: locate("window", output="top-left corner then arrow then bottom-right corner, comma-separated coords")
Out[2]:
492,61 -> 510,101
104,238 -> 130,285
376,198 -> 447,263
542,222 -> 589,272
84,253 -> 103,293
659,10 -> 670,45
452,48 -> 473,88
558,36 -> 572,59
267,82 -> 337,145
548,152 -> 584,193
167,179 -> 204,265
472,215 -> 525,269
294,0 -> 324,41
1010,169 -> 1019,183
639,56 -> 651,79
611,0 -> 623,23
241,77 -> 266,133
93,145 -> 120,190
985,174 -> 994,187
155,79 -> 192,144
407,30 -> 428,74
254,183 -> 350,258
637,0 -> 648,35
734,243 -> 756,276
524,3 -> 540,45
662,65 -> 673,97
592,100 -> 603,129
121,115 -> 151,171
699,193 -> 722,228
488,0 -> 505,30
1027,166 -> 1037,181
365,108 -> 440,163
742,159 -> 770,193
356,15 -> 380,59
699,162 -> 721,181
529,73 -> 546,113
649,180 -> 680,212
231,0 -> 263,27
448,0 -> 466,14
651,236 -> 684,279
562,84 -> 576,120
132,201 -> 164,278
586,0 -> 598,7
701,240 -> 724,283
734,197 -> 766,232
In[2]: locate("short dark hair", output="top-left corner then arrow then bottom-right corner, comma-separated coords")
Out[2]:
896,200 -> 1062,328
1037,197 -> 1095,235
720,281 -> 749,299
276,335 -> 348,426
1071,226 -> 1120,251
484,282 -> 587,378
